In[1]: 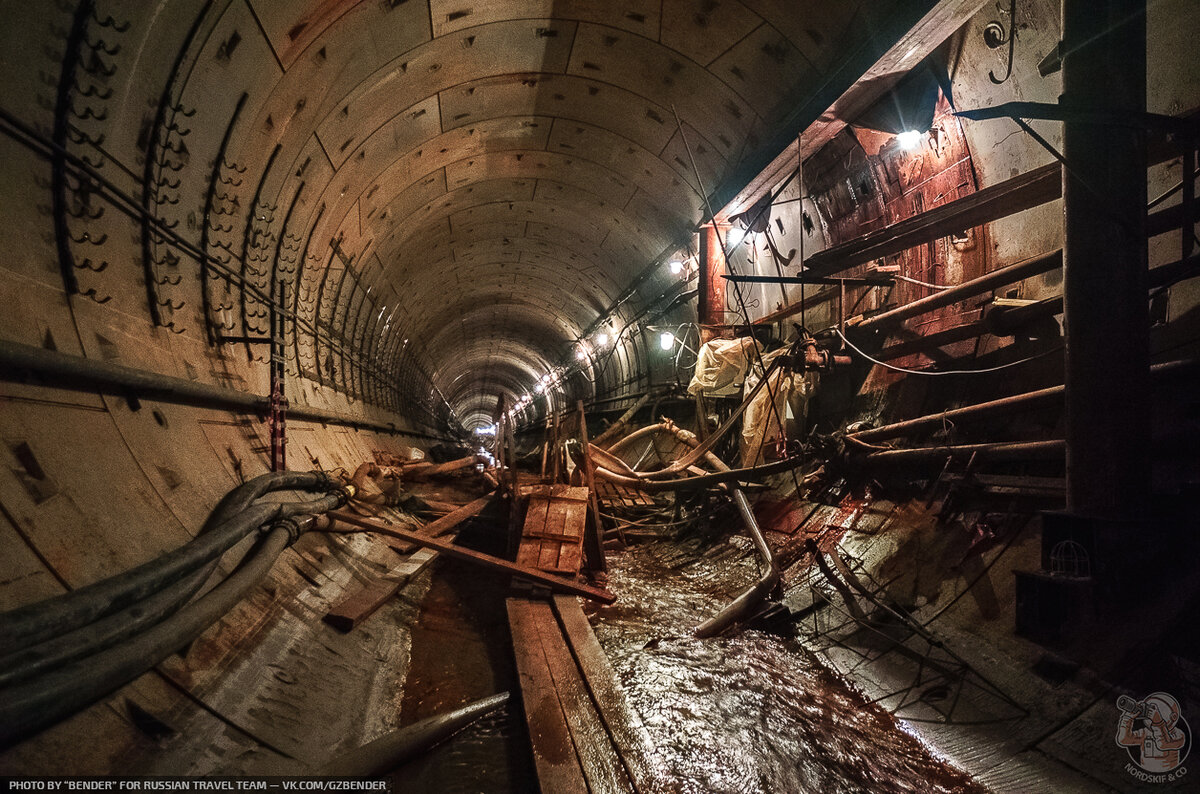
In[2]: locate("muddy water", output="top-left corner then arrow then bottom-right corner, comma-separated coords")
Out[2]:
389,511 -> 536,793
587,538 -> 986,794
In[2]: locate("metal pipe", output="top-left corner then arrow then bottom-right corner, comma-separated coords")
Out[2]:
699,222 -> 727,326
320,693 -> 510,776
848,358 -> 1195,443
0,338 -> 443,439
858,250 -> 1062,330
861,440 -> 1066,466
590,391 -> 655,448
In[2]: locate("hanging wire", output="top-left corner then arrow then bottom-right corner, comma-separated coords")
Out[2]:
671,105 -> 803,492
833,327 -> 1063,376
893,273 -> 952,290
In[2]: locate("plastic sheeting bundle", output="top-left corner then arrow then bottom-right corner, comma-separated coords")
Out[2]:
687,336 -> 761,397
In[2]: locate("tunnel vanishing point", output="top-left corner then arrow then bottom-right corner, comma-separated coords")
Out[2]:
1,0 -> 1198,791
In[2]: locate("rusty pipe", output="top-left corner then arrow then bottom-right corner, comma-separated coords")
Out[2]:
858,250 -> 1062,330
860,440 -> 1065,466
848,357 -> 1196,443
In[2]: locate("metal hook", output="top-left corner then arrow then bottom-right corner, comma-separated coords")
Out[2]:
81,288 -> 112,304
70,230 -> 107,245
989,0 -> 1017,85
74,80 -> 113,99
84,36 -> 121,56
91,11 -> 131,32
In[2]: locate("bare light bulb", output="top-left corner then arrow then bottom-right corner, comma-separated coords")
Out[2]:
659,332 -> 675,351
897,130 -> 923,150
668,259 -> 684,275
596,332 -> 609,347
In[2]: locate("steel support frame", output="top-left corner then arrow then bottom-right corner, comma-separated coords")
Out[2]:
1060,0 -> 1149,521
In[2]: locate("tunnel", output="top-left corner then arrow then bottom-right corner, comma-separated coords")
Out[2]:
1,0 -> 1198,790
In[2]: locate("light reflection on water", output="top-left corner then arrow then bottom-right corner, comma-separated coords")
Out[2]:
588,539 -> 984,794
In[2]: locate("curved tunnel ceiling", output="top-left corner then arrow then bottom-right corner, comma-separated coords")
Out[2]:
93,0 -> 925,430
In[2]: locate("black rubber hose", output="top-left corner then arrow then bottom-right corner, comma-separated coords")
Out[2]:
0,471 -> 321,684
0,471 -> 339,651
0,567 -> 210,688
0,521 -> 298,747
321,692 -> 511,776
0,487 -> 344,685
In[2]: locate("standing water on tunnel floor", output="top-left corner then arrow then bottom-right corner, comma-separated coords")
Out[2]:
585,537 -> 986,794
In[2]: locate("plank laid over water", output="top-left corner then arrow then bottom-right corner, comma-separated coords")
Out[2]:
552,596 -> 662,792
508,599 -> 589,791
508,597 -> 641,793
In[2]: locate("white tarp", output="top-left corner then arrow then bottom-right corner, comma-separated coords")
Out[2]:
687,336 -> 761,397
740,347 -> 819,466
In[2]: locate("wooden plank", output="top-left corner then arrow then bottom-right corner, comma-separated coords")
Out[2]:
577,400 -> 611,569
522,491 -> 587,577
517,496 -> 553,568
552,595 -> 661,792
321,496 -> 493,631
526,600 -> 635,794
384,493 -> 495,554
524,531 -> 588,543
538,537 -> 564,572
321,548 -> 435,632
327,511 -> 617,603
507,599 -> 589,792
525,484 -> 589,502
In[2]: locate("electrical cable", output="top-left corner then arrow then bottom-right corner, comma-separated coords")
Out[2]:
893,274 -> 952,290
833,327 -> 1063,376
671,106 -> 801,492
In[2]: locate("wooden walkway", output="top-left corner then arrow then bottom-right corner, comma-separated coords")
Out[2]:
508,482 -> 660,792
508,595 -> 660,793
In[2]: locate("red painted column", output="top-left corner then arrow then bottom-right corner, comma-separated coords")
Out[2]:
698,222 -> 728,329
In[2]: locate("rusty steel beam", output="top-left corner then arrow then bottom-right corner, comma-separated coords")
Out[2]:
803,165 -> 1061,279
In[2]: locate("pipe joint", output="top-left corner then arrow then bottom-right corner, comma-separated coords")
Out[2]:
268,516 -> 305,546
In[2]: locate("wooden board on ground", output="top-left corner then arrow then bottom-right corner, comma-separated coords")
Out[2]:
508,596 -> 648,793
552,595 -> 662,791
322,548 -> 434,632
322,495 -> 495,631
516,485 -> 589,578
